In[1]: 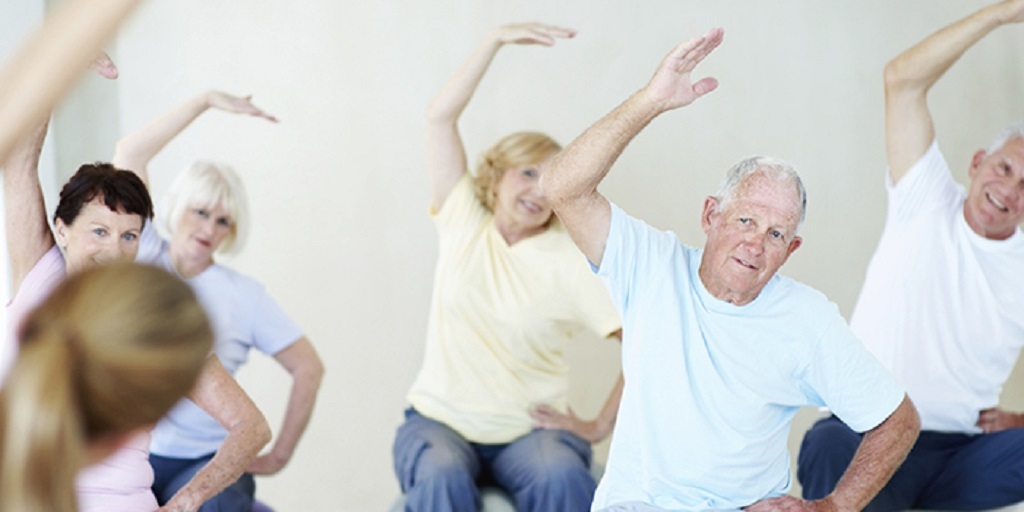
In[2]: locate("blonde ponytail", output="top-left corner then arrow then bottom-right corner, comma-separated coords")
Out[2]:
0,263 -> 212,512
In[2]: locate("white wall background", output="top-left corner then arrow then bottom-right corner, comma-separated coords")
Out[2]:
3,1 -> 1024,510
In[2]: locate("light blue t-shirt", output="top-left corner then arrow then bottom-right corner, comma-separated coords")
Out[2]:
137,224 -> 303,458
592,204 -> 905,511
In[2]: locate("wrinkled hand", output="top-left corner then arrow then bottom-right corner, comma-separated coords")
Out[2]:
530,404 -> 607,443
247,451 -> 288,476
206,91 -> 278,122
978,407 -> 1023,433
643,28 -> 723,111
492,22 -> 576,47
89,52 -> 118,79
744,495 -> 838,512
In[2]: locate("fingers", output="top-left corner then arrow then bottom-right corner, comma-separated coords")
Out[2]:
499,22 -> 576,46
89,52 -> 118,79
666,27 -> 723,74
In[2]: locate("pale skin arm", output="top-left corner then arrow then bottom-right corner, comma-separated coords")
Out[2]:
531,330 -> 623,443
246,338 -> 325,475
2,121 -> 55,294
159,356 -> 272,512
539,29 -> 723,266
884,0 -> 1024,183
112,91 -> 277,183
745,396 -> 920,512
0,0 -> 140,163
426,22 -> 575,211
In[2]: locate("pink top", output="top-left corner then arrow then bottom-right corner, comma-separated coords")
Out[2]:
2,245 -> 158,511
2,245 -> 65,384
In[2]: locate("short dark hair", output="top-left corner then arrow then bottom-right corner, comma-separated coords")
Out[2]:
53,163 -> 153,226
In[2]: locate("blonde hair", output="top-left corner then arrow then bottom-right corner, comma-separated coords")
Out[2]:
158,161 -> 249,255
0,263 -> 212,512
472,131 -> 560,211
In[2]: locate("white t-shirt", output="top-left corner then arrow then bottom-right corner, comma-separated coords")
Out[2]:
137,224 -> 303,457
851,140 -> 1024,433
593,204 -> 904,511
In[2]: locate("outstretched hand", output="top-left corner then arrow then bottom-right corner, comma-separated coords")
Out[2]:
492,22 -> 576,46
530,404 -> 608,443
643,28 -> 724,111
207,91 -> 278,123
89,52 -> 118,79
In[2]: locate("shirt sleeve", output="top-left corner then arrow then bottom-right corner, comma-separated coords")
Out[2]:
135,219 -> 167,264
595,203 -> 679,319
799,312 -> 906,432
886,139 -> 965,224
243,279 -> 304,356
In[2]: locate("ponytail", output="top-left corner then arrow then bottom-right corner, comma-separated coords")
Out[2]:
0,329 -> 85,512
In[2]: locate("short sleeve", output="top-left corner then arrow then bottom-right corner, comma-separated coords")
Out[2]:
431,175 -> 487,230
135,220 -> 167,264
568,258 -> 621,339
886,140 -> 965,224
596,203 -> 679,317
799,313 -> 906,432
244,279 -> 304,356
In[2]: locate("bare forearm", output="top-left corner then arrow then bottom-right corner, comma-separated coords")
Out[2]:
113,93 -> 212,178
545,91 -> 662,207
164,414 -> 271,511
592,373 -> 624,440
426,33 -> 502,125
829,396 -> 919,512
885,2 -> 1012,94
267,364 -> 323,465
0,0 -> 139,163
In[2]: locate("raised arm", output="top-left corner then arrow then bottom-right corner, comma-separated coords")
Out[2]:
530,330 -> 623,443
246,337 -> 325,476
161,356 -> 271,512
427,22 -> 575,210
3,121 -> 54,294
540,29 -> 723,266
0,0 -> 140,164
884,0 -> 1024,182
747,396 -> 920,512
112,91 -> 276,183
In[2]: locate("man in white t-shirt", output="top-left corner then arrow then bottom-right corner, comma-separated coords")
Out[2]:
798,2 -> 1024,511
540,28 -> 920,512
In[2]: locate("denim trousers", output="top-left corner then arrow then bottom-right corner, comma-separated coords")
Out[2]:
150,452 -> 255,512
393,408 -> 596,512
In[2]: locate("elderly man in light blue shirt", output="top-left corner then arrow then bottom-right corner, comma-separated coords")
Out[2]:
539,28 -> 920,512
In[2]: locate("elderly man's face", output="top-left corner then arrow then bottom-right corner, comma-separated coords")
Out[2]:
698,172 -> 803,306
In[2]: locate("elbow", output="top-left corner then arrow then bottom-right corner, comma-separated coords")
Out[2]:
253,413 -> 273,451
538,166 -> 571,209
882,58 -> 918,96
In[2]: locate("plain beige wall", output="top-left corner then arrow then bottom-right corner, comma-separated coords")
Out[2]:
6,0 -> 1023,510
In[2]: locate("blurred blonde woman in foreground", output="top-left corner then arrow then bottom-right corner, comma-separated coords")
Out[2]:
0,263 -> 214,512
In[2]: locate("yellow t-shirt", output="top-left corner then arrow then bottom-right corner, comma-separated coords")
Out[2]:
407,175 -> 621,444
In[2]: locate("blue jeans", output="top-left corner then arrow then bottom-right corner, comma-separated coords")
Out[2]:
393,408 -> 595,512
798,415 -> 1024,511
150,452 -> 255,512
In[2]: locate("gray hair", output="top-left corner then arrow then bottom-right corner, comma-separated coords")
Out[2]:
715,156 -> 807,229
987,121 -> 1024,155
157,161 -> 249,255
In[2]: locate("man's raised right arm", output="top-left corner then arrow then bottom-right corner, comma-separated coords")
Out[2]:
884,0 -> 1024,182
540,28 -> 723,267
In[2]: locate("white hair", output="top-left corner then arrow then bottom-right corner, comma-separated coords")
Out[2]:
158,161 -> 249,255
715,156 -> 807,229
987,121 -> 1024,155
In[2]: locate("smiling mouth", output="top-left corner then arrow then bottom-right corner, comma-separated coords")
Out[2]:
734,257 -> 758,270
520,199 -> 543,214
986,192 -> 1009,212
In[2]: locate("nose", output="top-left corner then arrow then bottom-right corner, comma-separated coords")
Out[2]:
741,232 -> 766,255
